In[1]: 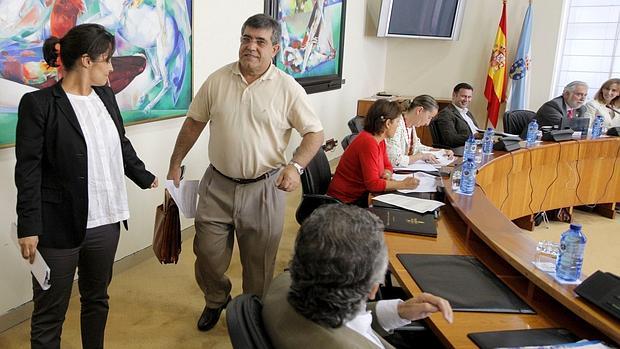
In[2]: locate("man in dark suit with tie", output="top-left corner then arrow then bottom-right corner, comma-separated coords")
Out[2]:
432,82 -> 481,148
536,81 -> 588,129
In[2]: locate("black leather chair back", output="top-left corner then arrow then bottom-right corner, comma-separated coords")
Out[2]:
347,116 -> 365,134
341,133 -> 357,150
300,148 -> 331,195
226,294 -> 274,349
503,110 -> 536,138
429,119 -> 449,149
295,148 -> 341,223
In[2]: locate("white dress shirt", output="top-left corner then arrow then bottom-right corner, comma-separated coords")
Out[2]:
345,299 -> 411,348
67,91 -> 129,228
453,104 -> 478,135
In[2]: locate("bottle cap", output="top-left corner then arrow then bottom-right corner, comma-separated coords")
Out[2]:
487,127 -> 493,131
570,223 -> 582,231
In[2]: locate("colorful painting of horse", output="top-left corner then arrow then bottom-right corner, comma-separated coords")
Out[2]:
0,0 -> 192,147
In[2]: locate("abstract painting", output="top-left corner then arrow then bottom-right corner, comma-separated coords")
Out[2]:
267,0 -> 345,93
0,0 -> 192,147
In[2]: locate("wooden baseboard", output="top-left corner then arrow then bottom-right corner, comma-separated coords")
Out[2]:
0,227 -> 195,334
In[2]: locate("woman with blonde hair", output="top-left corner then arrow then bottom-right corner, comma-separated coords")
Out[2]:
386,95 -> 453,167
583,78 -> 620,128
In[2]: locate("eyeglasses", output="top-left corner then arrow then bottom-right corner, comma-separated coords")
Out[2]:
240,35 -> 272,48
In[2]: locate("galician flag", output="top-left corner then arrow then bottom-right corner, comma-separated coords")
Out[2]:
507,2 -> 533,111
484,0 -> 507,128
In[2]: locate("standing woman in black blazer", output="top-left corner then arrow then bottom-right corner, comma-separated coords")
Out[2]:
14,24 -> 158,349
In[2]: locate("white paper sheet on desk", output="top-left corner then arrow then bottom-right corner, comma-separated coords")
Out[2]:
164,180 -> 199,218
392,173 -> 438,193
423,150 -> 456,167
10,222 -> 51,290
372,193 -> 444,213
393,163 -> 438,172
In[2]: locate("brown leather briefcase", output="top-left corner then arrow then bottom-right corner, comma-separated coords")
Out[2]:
153,189 -> 181,264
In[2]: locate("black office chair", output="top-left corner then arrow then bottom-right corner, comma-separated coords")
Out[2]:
226,294 -> 274,349
341,133 -> 357,150
503,110 -> 536,138
347,115 -> 365,134
429,119 -> 449,149
295,148 -> 341,224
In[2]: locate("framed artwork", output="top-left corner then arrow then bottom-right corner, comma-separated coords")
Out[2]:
0,0 -> 193,148
265,0 -> 346,94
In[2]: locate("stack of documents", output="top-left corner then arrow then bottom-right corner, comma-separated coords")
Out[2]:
372,193 -> 444,213
164,180 -> 199,218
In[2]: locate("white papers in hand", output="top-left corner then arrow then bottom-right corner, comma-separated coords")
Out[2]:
11,223 -> 51,290
397,172 -> 438,193
164,180 -> 199,218
372,193 -> 444,213
30,250 -> 51,290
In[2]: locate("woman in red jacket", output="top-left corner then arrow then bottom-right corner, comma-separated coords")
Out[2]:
328,99 -> 419,206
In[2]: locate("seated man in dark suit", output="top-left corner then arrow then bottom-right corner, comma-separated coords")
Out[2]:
536,81 -> 588,129
262,204 -> 453,349
432,82 -> 481,148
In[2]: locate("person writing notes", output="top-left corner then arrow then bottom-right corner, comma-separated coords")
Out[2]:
386,95 -> 453,167
327,99 -> 419,206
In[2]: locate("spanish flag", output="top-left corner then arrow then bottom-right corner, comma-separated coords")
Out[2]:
484,0 -> 507,128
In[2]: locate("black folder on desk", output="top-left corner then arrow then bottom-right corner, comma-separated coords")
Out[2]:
467,328 -> 579,349
396,254 -> 535,314
368,207 -> 437,237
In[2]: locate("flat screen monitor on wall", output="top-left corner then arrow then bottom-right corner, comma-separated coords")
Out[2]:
377,0 -> 466,40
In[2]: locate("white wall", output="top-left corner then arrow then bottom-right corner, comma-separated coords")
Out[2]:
383,0 -> 565,127
0,0 -> 386,316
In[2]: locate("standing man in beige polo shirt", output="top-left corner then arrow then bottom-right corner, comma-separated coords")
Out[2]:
167,14 -> 324,332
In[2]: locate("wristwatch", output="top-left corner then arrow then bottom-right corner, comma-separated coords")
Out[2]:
288,161 -> 304,175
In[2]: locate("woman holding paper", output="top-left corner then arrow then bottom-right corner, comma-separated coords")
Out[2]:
14,24 -> 157,349
327,99 -> 419,206
386,95 -> 453,167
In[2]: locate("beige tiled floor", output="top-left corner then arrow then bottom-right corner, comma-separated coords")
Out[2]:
0,188 -> 618,348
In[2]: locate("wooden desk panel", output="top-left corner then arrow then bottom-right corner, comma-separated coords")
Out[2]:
575,139 -> 620,205
477,138 -> 620,223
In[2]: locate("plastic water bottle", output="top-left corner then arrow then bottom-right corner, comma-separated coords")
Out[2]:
591,115 -> 604,139
463,136 -> 477,162
459,158 -> 476,195
526,119 -> 538,147
482,127 -> 494,155
555,223 -> 587,282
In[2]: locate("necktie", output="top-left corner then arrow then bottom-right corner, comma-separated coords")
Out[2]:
567,109 -> 574,119
408,127 -> 415,156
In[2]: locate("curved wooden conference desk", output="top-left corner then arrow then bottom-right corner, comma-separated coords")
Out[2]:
385,137 -> 620,348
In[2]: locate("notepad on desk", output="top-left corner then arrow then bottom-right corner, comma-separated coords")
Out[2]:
391,172 -> 438,193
